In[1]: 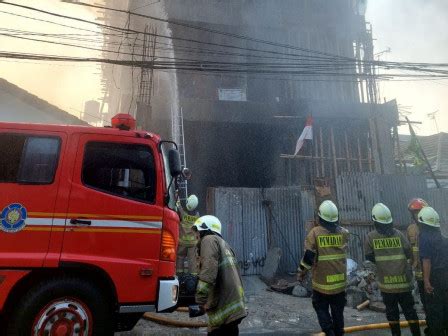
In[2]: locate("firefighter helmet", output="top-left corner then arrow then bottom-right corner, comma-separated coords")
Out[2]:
407,198 -> 428,212
192,215 -> 222,235
372,203 -> 393,224
418,207 -> 440,227
186,195 -> 198,211
318,200 -> 339,223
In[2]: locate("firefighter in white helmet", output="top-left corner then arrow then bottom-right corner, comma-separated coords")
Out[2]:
418,207 -> 448,336
176,195 -> 200,275
298,200 -> 349,336
190,215 -> 247,335
365,203 -> 420,336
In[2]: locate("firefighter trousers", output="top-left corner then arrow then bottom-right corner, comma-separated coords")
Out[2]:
382,291 -> 421,336
425,274 -> 448,336
312,290 -> 346,336
176,245 -> 198,274
207,318 -> 243,336
417,281 -> 431,336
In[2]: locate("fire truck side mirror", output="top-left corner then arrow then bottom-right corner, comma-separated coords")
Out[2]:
168,149 -> 182,177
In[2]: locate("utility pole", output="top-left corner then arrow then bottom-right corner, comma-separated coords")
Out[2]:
364,23 -> 384,174
427,110 -> 440,134
406,117 -> 441,189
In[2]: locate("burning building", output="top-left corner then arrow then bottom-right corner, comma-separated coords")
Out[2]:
99,0 -> 399,209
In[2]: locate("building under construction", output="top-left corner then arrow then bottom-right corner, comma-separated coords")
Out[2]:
99,0 -> 400,209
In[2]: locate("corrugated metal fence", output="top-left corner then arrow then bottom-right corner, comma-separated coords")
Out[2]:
337,173 -> 428,227
207,174 -> 444,275
336,173 -> 429,262
207,187 -> 315,275
428,188 -> 448,236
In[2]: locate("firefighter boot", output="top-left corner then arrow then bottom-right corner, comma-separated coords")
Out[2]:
390,322 -> 401,336
409,322 -> 422,336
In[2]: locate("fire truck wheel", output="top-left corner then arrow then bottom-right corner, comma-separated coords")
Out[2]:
6,277 -> 114,336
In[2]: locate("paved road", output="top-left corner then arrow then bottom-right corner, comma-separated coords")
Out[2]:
117,276 -> 425,336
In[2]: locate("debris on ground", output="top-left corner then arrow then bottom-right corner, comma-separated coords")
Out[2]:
346,260 -> 382,309
262,257 -> 424,316
346,259 -> 423,313
118,276 -> 425,336
267,270 -> 313,298
260,247 -> 282,284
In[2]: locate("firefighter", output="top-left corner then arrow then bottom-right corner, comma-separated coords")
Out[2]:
177,194 -> 200,274
298,200 -> 349,336
418,206 -> 448,336
406,199 -> 429,321
190,215 -> 247,335
365,203 -> 421,336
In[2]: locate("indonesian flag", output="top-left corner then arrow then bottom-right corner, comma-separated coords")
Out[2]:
294,116 -> 313,155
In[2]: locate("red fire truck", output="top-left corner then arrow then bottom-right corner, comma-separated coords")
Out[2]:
0,114 -> 181,335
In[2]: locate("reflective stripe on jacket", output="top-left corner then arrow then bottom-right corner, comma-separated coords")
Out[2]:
178,207 -> 199,247
407,223 -> 422,280
365,229 -> 412,293
195,234 -> 247,331
302,225 -> 349,295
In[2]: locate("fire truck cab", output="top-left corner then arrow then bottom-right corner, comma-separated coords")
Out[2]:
0,115 -> 180,334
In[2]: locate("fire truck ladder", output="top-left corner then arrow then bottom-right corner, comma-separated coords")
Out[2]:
172,107 -> 188,201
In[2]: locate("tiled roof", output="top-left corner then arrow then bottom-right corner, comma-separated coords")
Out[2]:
0,78 -> 88,125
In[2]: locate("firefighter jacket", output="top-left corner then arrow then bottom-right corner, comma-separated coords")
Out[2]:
301,225 -> 350,295
365,229 -> 412,293
406,223 -> 422,280
177,206 -> 199,247
195,234 -> 247,331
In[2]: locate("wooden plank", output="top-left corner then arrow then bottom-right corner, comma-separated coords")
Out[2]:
314,129 -> 319,177
330,127 -> 338,177
280,154 -> 372,161
320,127 -> 325,177
345,131 -> 351,171
367,130 -> 373,172
357,137 -> 362,171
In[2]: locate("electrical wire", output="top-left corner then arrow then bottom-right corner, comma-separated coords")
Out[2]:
63,0 -> 354,62
0,2 -> 364,63
1,4 -> 448,82
4,31 -> 448,80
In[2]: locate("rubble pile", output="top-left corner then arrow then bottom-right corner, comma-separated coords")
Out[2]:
265,259 -> 422,314
346,260 -> 384,311
346,259 -> 422,313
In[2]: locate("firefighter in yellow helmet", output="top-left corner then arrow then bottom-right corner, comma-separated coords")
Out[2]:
418,207 -> 448,336
176,195 -> 200,275
365,203 -> 421,336
298,200 -> 349,336
190,215 -> 247,335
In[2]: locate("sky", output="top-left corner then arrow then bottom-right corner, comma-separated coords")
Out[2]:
0,1 -> 446,135
0,0 -> 104,119
366,0 -> 448,135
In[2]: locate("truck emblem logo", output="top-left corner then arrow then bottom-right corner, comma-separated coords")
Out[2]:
1,203 -> 27,233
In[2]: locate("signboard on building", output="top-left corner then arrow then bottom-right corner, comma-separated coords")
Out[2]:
218,88 -> 247,102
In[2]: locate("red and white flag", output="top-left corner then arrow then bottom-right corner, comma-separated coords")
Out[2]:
294,116 -> 313,155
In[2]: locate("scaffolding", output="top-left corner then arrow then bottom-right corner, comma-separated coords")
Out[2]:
136,25 -> 157,130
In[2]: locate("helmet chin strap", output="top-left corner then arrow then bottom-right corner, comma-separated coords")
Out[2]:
319,218 -> 338,233
199,230 -> 223,239
374,222 -> 394,236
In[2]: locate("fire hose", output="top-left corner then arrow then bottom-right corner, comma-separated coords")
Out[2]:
144,309 -> 427,333
142,308 -> 208,328
314,320 -> 427,335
